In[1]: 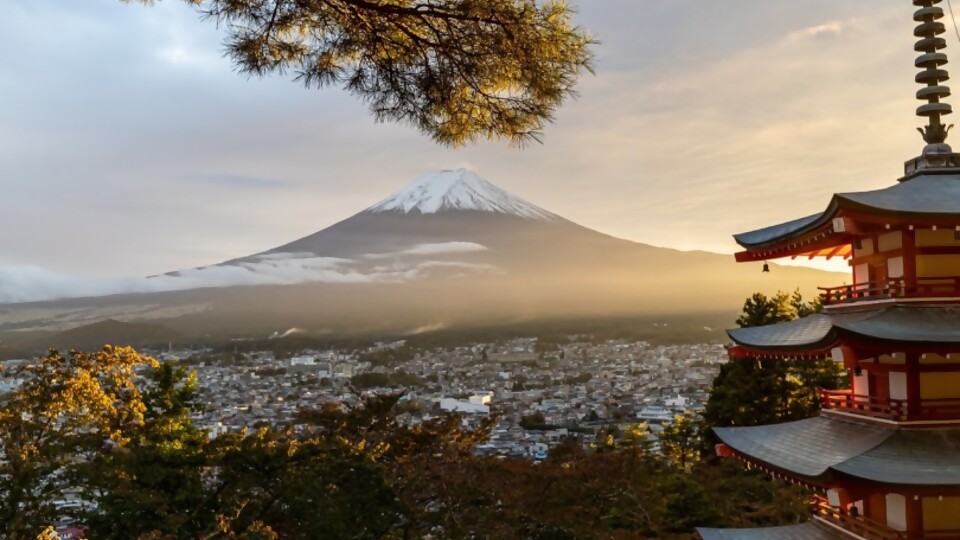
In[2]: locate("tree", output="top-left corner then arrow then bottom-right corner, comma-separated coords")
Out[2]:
0,347 -> 156,538
129,0 -> 594,146
77,362 -> 211,539
520,411 -> 548,430
205,427 -> 399,539
658,412 -> 701,472
705,290 -> 845,430
659,473 -> 719,533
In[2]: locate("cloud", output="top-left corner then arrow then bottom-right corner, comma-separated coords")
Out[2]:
363,242 -> 489,259
0,266 -> 138,304
788,21 -> 846,42
0,252 -> 500,304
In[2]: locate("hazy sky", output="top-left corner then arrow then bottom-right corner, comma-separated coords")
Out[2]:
0,0 -> 935,278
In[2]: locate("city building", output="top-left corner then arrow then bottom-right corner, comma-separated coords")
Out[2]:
700,2 -> 960,538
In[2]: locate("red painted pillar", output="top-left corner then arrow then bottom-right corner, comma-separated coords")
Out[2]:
906,353 -> 921,419
906,494 -> 924,540
903,230 -> 918,294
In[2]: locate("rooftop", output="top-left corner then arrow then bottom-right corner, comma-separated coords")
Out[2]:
727,305 -> 960,352
714,415 -> 960,486
734,173 -> 960,254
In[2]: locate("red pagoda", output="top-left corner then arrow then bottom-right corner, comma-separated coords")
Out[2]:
698,2 -> 960,539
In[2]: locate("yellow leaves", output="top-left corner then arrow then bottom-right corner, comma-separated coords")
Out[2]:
17,444 -> 40,462
4,347 -> 157,452
36,526 -> 60,540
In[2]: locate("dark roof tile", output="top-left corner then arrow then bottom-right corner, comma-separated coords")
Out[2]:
735,174 -> 960,249
728,306 -> 960,350
713,417 -> 892,478
697,522 -> 846,540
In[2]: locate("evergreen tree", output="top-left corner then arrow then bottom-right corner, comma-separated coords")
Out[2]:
77,362 -> 210,538
128,0 -> 594,146
658,412 -> 702,472
705,290 -> 845,430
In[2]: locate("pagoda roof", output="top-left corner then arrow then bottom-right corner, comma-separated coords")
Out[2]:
697,522 -> 845,540
714,416 -> 960,486
727,305 -> 960,352
735,173 -> 960,250
832,428 -> 960,485
714,416 -> 890,479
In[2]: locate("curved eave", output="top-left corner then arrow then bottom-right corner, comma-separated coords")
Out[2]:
733,210 -> 843,263
831,429 -> 960,486
713,417 -> 891,480
727,344 -> 836,360
733,175 -> 960,259
727,306 -> 960,353
715,416 -> 960,487
734,213 -> 831,248
727,315 -> 837,352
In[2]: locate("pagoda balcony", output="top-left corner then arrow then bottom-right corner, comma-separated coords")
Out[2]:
819,277 -> 960,307
813,496 -> 906,540
820,389 -> 960,423
814,497 -> 960,539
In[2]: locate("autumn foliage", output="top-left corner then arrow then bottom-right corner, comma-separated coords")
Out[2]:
0,345 -> 814,540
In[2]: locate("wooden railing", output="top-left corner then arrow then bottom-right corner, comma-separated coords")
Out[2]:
813,497 -> 907,540
819,277 -> 960,306
814,497 -> 960,539
820,389 -> 960,422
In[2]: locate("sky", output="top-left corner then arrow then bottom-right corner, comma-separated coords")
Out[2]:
0,0 -> 938,280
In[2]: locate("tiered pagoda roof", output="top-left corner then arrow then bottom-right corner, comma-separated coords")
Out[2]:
728,306 -> 960,355
735,174 -> 960,262
714,417 -> 960,487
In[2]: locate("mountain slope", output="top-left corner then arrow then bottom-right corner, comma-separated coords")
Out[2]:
0,169 -> 845,340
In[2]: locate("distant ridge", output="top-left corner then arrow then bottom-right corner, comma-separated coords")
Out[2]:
43,319 -> 180,351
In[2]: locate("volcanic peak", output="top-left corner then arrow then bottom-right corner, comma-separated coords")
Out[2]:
366,169 -> 558,220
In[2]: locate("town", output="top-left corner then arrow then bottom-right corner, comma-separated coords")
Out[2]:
136,337 -> 728,458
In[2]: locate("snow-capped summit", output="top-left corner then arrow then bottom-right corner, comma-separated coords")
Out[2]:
366,169 -> 558,220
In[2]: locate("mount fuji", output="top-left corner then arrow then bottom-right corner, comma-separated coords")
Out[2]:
0,170 -> 840,341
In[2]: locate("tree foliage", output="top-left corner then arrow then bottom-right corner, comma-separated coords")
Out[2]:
77,362 -> 210,539
658,412 -> 702,472
735,289 -> 821,329
3,346 -> 813,539
127,0 -> 594,146
705,290 -> 846,430
0,347 -> 156,539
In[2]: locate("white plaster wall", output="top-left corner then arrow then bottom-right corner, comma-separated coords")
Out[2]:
889,372 -> 908,401
886,493 -> 907,532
